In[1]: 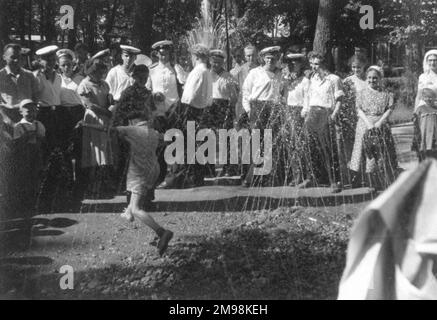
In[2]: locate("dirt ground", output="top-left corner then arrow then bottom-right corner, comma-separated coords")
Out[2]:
0,123 -> 417,300
0,201 -> 368,300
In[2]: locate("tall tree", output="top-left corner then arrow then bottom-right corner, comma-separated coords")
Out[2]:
0,0 -> 9,52
67,0 -> 83,48
132,0 -> 156,53
312,0 -> 335,70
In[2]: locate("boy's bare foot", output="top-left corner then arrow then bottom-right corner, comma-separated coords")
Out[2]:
120,207 -> 134,222
158,230 -> 173,256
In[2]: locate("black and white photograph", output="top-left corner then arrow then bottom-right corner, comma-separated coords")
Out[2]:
0,0 -> 436,304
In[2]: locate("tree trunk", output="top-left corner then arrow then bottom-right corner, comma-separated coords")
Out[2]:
85,2 -> 97,51
28,0 -> 33,50
68,0 -> 82,48
39,0 -> 44,42
132,0 -> 156,54
103,0 -> 120,48
44,0 -> 57,43
18,0 -> 26,43
313,0 -> 335,71
0,0 -> 9,52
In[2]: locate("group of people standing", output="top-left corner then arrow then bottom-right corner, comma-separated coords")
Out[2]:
5,40 -> 437,217
232,46 -> 400,193
4,37 -> 437,254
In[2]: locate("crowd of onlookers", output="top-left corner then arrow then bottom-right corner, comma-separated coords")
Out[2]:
1,40 -> 437,225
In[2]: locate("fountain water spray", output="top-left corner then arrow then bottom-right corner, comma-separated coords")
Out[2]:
185,0 -> 223,50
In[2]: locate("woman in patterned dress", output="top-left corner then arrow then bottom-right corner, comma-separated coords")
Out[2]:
77,58 -> 114,197
342,54 -> 368,186
349,66 -> 399,190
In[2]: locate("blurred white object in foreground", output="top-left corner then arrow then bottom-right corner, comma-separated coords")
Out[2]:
338,159 -> 437,300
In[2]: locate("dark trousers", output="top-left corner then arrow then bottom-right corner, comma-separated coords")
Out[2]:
37,105 -> 84,153
36,105 -> 85,213
164,102 -> 207,188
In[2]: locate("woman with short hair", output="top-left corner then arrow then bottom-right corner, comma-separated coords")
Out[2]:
349,66 -> 399,190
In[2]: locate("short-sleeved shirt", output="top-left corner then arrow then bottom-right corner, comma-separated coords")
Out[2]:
34,70 -> 62,107
181,62 -> 213,109
356,87 -> 394,116
305,73 -> 344,110
116,123 -> 160,193
242,66 -> 283,113
415,71 -> 437,110
112,83 -> 155,126
77,76 -> 111,109
286,76 -> 310,107
211,69 -> 238,103
105,65 -> 134,101
60,74 -> 84,106
0,66 -> 38,107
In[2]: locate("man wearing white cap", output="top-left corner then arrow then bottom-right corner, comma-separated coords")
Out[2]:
0,43 -> 39,126
232,45 -> 260,120
33,45 -> 63,150
158,43 -> 213,189
147,40 -> 187,114
105,45 -> 140,102
241,45 -> 284,186
204,49 -> 238,177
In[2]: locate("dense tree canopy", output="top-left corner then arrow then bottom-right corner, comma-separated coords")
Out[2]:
0,0 -> 436,66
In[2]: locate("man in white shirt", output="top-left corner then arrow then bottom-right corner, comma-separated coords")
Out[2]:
158,44 -> 213,189
147,40 -> 187,114
147,40 -> 188,188
207,49 -> 238,177
0,43 -> 39,126
233,45 -> 260,119
34,45 -> 63,151
105,45 -> 140,102
241,46 -> 284,187
242,47 -> 283,121
301,51 -> 345,193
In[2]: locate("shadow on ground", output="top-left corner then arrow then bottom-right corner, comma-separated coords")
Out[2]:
0,217 -> 78,254
3,209 -> 350,300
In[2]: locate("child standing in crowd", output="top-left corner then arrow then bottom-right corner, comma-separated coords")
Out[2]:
412,88 -> 437,160
11,100 -> 45,215
77,56 -> 114,198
